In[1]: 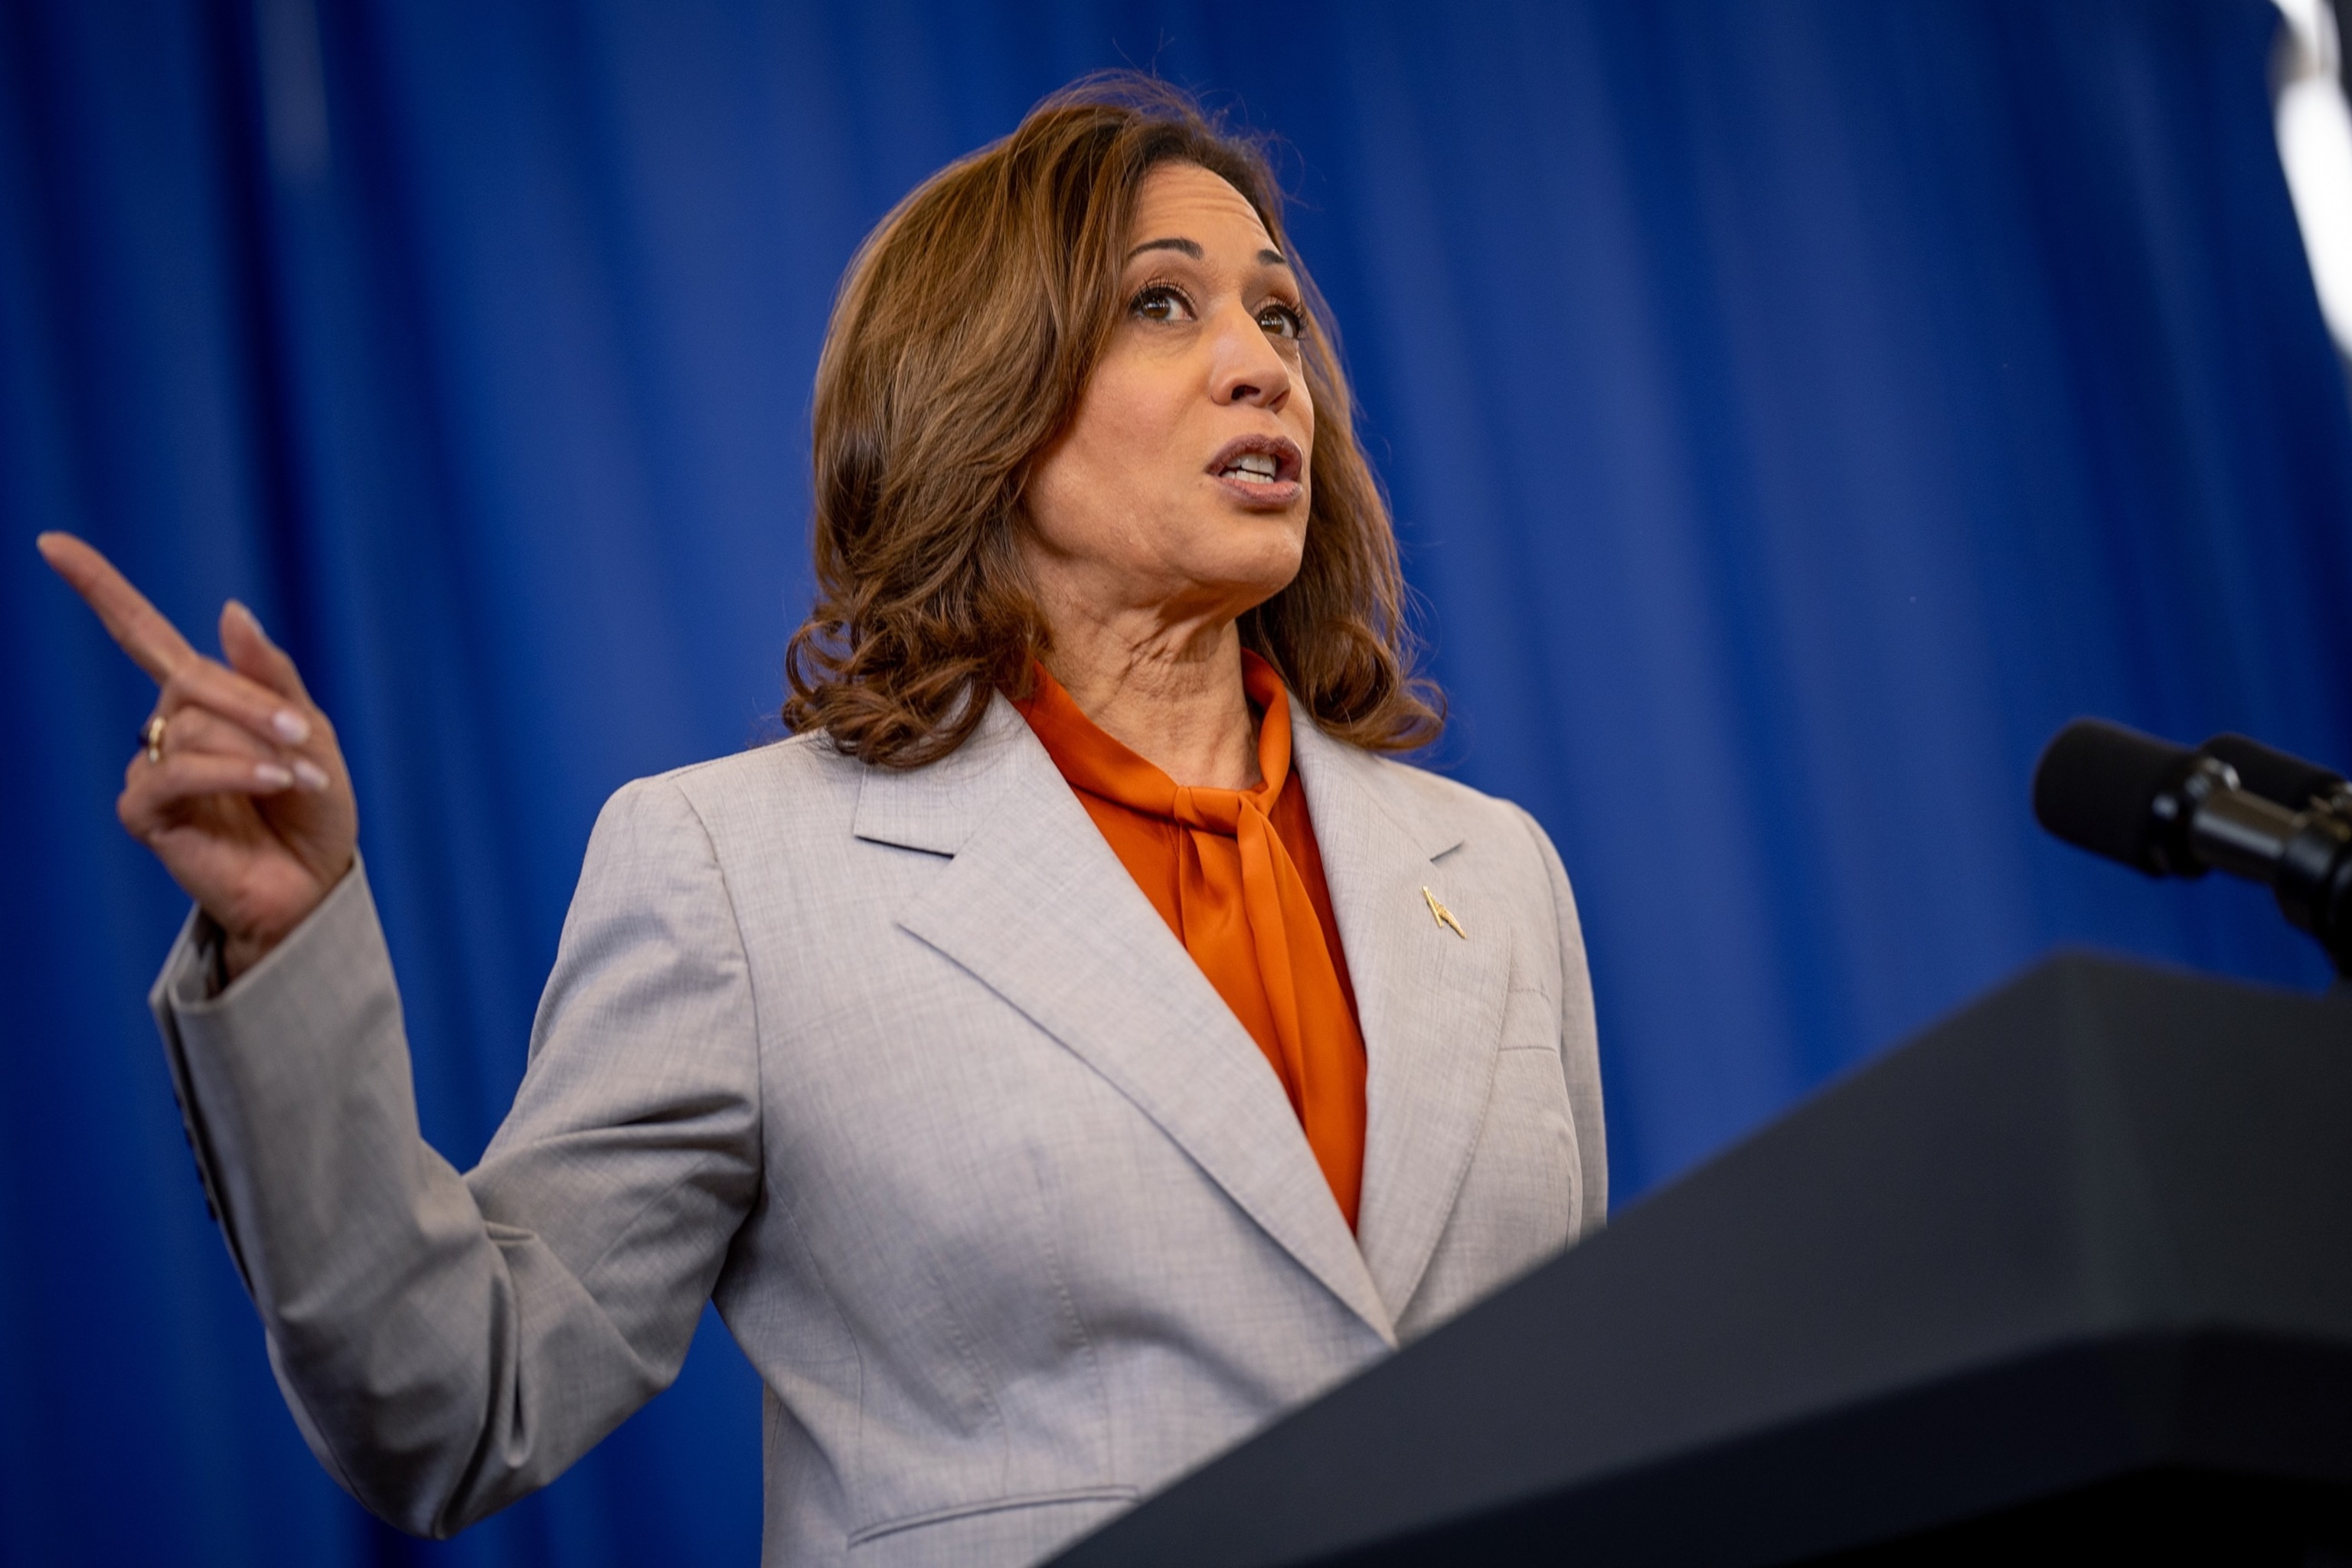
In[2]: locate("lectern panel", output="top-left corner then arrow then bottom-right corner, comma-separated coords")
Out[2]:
1052,955 -> 2352,1566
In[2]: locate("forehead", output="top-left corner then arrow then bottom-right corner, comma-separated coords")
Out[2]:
1129,162 -> 1274,253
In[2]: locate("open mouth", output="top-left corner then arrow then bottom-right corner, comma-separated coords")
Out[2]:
1208,436 -> 1303,488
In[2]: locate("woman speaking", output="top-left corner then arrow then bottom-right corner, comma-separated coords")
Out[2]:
40,77 -> 1604,1568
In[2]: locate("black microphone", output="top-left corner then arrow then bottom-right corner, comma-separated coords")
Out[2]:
2200,732 -> 2352,819
2033,718 -> 2352,975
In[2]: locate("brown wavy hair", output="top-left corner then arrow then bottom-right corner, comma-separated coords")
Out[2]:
783,73 -> 1443,768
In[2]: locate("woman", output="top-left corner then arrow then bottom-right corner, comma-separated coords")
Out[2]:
40,77 -> 1603,1567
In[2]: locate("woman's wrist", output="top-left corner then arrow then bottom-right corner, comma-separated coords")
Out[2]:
213,854 -> 355,986
220,929 -> 278,986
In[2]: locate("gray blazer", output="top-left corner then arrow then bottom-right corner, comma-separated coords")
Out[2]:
151,692 -> 1606,1566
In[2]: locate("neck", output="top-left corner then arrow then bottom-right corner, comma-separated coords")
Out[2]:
1037,616 -> 1262,790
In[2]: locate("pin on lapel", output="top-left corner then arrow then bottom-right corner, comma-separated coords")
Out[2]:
1422,886 -> 1468,939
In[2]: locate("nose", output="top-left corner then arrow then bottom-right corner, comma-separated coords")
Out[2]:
1207,303 -> 1292,410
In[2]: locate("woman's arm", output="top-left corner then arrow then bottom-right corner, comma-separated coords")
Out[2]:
45,535 -> 760,1536
155,779 -> 760,1536
1511,801 -> 1609,1234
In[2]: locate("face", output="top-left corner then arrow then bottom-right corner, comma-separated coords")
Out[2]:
1022,161 -> 1315,638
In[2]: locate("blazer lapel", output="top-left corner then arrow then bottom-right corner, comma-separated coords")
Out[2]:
856,696 -> 1395,1343
1291,717 -> 1514,1324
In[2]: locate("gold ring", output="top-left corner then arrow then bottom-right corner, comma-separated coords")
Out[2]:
141,713 -> 167,764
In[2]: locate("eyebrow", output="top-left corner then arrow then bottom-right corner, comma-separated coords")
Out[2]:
1125,237 -> 1293,270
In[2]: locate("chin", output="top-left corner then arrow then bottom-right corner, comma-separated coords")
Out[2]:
1205,514 -> 1306,585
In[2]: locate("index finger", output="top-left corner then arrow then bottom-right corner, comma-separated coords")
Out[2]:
35,532 -> 201,684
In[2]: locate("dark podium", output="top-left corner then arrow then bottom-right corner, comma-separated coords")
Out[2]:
1052,955 -> 2352,1566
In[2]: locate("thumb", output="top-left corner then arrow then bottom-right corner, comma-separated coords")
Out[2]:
220,600 -> 315,706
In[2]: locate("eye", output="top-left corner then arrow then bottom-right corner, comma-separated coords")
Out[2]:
1257,300 -> 1307,341
1130,283 -> 1194,323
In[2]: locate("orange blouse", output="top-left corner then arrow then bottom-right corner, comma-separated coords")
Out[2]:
1016,653 -> 1368,1227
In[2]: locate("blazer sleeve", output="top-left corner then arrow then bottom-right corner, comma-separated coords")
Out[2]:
149,775 -> 762,1537
1508,801 -> 1608,1234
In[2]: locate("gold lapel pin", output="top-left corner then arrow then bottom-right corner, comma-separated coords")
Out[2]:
1422,886 -> 1468,939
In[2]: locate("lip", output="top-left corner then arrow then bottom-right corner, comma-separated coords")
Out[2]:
1206,434 -> 1305,505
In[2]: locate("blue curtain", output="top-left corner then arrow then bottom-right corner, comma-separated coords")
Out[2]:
5,1 -> 2347,1562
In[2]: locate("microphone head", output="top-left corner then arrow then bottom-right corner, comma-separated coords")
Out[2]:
2200,733 -> 2346,815
2033,718 -> 2199,876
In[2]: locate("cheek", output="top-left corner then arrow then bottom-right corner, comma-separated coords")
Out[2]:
1080,368 -> 1185,472
1037,374 -> 1179,520
1027,410 -> 1132,550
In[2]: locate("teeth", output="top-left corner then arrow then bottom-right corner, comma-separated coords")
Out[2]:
1223,453 -> 1281,481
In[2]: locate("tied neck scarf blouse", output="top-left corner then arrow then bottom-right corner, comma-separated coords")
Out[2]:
1017,652 -> 1368,1228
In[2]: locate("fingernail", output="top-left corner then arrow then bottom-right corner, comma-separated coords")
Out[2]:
272,709 -> 311,744
292,759 -> 329,792
230,599 -> 273,642
255,763 -> 294,789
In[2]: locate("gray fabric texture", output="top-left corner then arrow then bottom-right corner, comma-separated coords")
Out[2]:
151,692 -> 1606,1566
